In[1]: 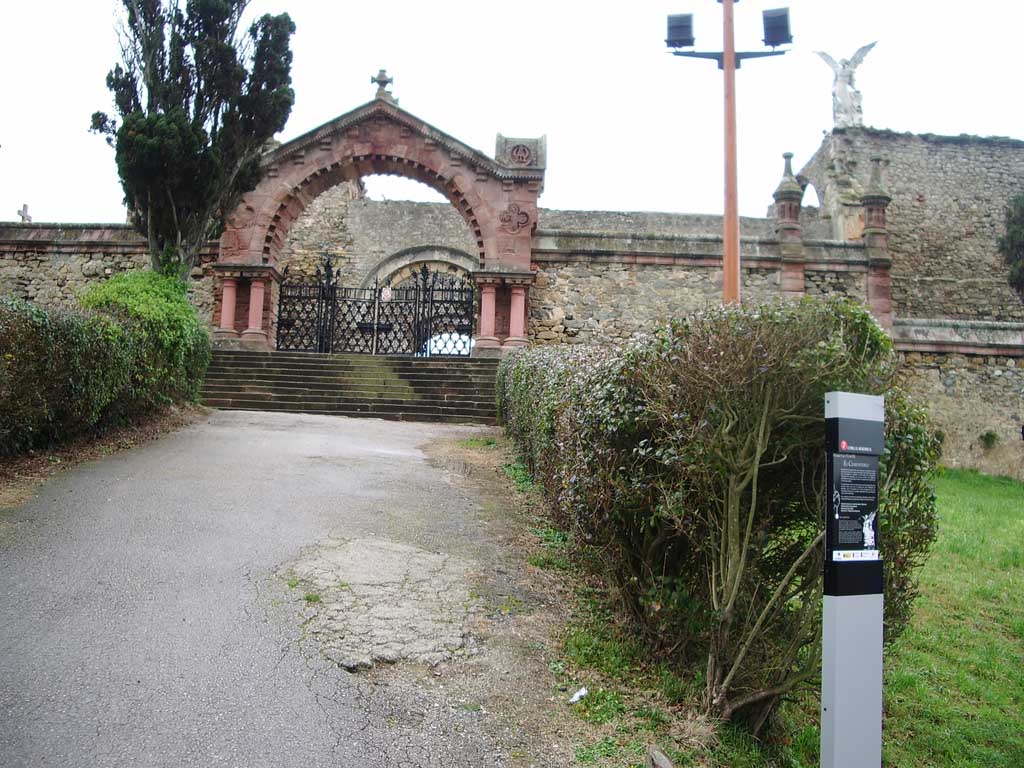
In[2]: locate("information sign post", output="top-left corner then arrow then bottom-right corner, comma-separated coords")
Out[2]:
822,392 -> 885,768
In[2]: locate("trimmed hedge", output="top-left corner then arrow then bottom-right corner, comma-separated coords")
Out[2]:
497,298 -> 940,733
0,272 -> 209,455
81,271 -> 210,409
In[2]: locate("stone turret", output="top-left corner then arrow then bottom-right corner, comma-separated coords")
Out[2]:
774,153 -> 806,300
773,152 -> 804,232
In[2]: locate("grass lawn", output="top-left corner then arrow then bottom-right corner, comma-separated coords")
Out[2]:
538,466 -> 1024,767
877,469 -> 1024,766
779,468 -> 1024,767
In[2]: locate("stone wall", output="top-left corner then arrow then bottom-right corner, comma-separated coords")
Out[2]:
901,352 -> 1023,480
275,181 -> 360,282
527,210 -> 866,344
277,186 -> 478,286
0,224 -> 217,323
3,185 -> 1022,480
530,263 -> 779,344
804,268 -> 866,301
800,127 -> 1024,322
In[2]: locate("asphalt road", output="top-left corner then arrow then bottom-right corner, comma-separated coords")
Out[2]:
0,411 -> 511,768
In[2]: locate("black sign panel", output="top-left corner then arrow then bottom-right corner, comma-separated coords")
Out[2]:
825,451 -> 883,596
828,454 -> 879,551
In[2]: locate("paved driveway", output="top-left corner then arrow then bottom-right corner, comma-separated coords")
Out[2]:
0,411 -> 542,768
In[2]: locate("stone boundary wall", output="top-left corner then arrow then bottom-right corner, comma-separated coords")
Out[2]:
800,127 -> 1024,322
3,199 -> 1022,479
528,220 -> 867,344
901,351 -> 1023,480
0,224 -> 217,323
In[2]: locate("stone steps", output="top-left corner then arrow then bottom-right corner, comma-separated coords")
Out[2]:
202,350 -> 499,425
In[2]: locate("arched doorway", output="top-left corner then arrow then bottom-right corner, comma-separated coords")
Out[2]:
211,76 -> 545,355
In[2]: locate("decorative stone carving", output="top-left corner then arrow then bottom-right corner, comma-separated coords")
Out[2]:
499,203 -> 530,234
509,144 -> 532,164
815,43 -> 876,129
495,134 -> 547,169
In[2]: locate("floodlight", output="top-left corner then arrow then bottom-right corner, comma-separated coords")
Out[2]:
762,8 -> 792,48
666,14 -> 695,48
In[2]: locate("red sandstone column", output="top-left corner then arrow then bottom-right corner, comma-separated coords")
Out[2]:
504,285 -> 528,348
475,282 -> 499,349
867,262 -> 893,331
241,279 -> 268,346
216,277 -> 239,337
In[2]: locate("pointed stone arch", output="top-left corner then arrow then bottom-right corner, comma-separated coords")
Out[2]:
214,93 -> 545,351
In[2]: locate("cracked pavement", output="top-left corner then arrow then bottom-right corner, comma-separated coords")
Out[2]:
0,410 -> 566,767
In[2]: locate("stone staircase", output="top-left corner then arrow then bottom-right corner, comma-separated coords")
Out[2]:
201,350 -> 499,425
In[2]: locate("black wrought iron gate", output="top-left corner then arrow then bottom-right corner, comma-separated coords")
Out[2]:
276,260 -> 476,356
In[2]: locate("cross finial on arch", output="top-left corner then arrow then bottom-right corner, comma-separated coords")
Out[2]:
371,69 -> 395,102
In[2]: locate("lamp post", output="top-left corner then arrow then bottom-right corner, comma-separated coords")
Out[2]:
667,4 -> 793,304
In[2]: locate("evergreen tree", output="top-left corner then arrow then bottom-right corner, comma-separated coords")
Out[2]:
998,193 -> 1024,297
91,0 -> 295,278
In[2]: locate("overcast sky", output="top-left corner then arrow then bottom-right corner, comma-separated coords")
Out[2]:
2,1 -> 1022,224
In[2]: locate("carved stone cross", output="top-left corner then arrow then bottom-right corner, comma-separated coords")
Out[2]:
371,69 -> 394,98
16,204 -> 31,223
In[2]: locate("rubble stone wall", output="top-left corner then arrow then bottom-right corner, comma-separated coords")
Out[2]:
800,127 -> 1024,321
0,224 -> 217,323
901,351 -> 1024,480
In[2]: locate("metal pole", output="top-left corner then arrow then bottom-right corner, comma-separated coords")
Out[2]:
722,0 -> 741,304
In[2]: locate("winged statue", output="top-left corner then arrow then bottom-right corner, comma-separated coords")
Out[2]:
815,42 -> 877,128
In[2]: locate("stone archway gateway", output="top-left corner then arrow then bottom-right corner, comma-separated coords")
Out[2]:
211,72 -> 545,354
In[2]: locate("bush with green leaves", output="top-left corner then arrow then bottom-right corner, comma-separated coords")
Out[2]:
0,298 -> 131,455
81,270 -> 210,410
1,271 -> 210,455
497,297 -> 940,734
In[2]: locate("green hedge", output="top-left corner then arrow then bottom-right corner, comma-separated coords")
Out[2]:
0,272 -> 209,455
497,298 -> 940,733
81,271 -> 210,410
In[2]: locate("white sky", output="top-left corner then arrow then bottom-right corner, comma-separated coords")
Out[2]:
2,1 -> 1022,224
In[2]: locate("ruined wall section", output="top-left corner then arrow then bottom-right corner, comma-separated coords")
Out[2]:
800,127 -> 1024,321
275,181 -> 360,282
277,189 -> 478,286
343,199 -> 477,284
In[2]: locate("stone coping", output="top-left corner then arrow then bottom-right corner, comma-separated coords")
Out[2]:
534,229 -> 779,246
893,317 -> 1024,357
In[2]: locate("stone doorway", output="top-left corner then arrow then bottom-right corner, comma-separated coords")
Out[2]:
213,73 -> 545,354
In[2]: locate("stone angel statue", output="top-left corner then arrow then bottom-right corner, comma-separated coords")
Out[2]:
816,42 -> 877,129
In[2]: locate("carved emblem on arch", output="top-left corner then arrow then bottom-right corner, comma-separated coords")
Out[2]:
509,144 -> 532,165
499,203 -> 530,234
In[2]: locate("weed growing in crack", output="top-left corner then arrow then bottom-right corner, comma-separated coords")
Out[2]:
303,593 -> 321,604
